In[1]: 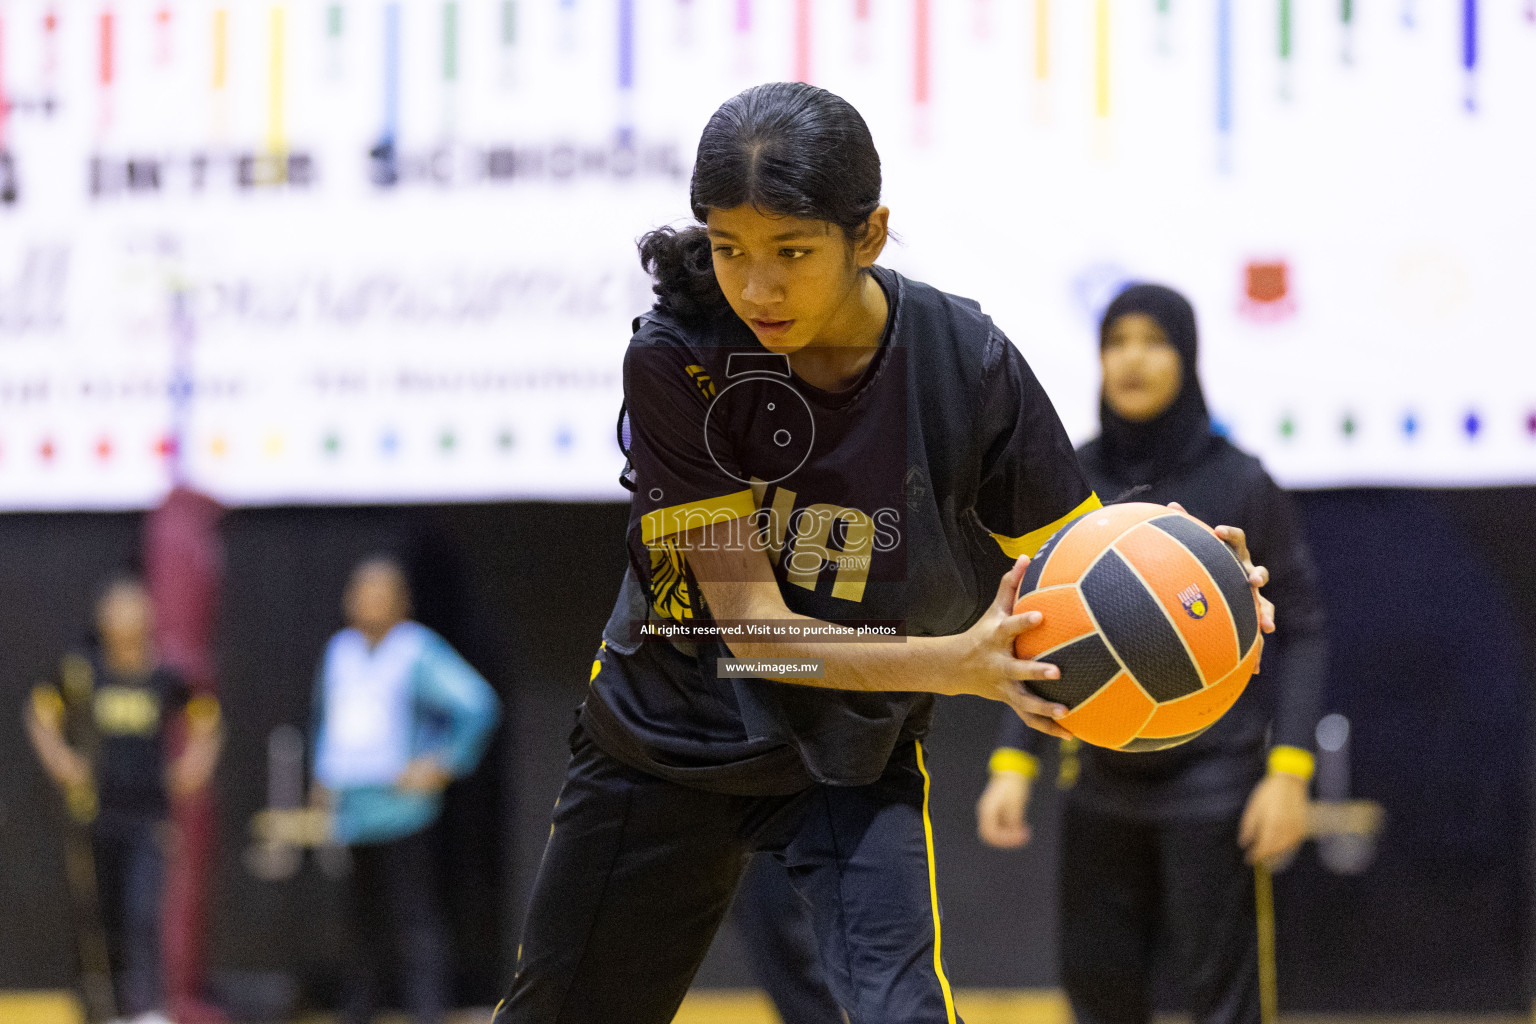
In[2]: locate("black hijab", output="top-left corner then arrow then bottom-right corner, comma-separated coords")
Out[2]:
1096,283 -> 1214,489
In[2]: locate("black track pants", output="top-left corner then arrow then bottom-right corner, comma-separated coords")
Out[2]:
1058,801 -> 1259,1024
733,853 -> 845,1024
342,827 -> 451,1024
499,727 -> 961,1024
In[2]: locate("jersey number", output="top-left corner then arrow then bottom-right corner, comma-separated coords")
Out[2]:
753,481 -> 873,602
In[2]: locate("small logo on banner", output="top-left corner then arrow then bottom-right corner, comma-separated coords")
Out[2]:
1239,260 -> 1297,323
1178,584 -> 1208,619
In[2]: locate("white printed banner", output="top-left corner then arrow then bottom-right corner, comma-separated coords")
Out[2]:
0,0 -> 1533,508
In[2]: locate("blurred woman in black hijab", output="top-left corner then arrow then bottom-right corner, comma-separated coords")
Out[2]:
1093,284 -> 1214,492
977,284 -> 1328,1024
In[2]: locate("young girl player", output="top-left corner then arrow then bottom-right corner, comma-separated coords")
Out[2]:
499,84 -> 1275,1024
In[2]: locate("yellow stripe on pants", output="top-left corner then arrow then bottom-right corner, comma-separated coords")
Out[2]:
915,741 -> 959,1024
1256,863 -> 1278,1024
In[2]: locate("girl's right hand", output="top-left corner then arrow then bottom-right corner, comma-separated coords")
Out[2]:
941,555 -> 1073,739
977,771 -> 1034,849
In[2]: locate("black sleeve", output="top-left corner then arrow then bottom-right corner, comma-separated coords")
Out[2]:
623,336 -> 757,545
994,705 -> 1050,758
1240,468 -> 1327,752
972,331 -> 1099,559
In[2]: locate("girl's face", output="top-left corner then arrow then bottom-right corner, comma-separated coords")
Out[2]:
97,581 -> 153,652
344,564 -> 410,635
1101,313 -> 1183,422
705,204 -> 887,354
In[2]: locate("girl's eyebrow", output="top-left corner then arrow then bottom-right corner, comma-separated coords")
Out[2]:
707,229 -> 824,243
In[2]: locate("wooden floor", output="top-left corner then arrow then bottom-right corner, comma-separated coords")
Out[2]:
3,990 -> 1530,1024
668,991 -> 1532,1024
305,997 -> 1536,1024
672,987 -> 1072,1023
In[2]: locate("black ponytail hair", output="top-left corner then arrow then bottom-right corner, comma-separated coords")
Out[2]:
638,82 -> 883,323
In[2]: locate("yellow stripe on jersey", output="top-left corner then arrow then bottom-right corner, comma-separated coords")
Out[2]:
93,686 -> 161,737
988,747 -> 1041,778
990,492 -> 1103,560
187,694 -> 222,729
640,489 -> 758,545
915,741 -> 959,1024
31,684 -> 65,726
1268,745 -> 1316,781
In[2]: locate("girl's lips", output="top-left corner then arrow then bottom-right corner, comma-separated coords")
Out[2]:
750,318 -> 794,337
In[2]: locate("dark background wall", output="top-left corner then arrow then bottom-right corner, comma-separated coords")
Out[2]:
1,489 -> 1532,1012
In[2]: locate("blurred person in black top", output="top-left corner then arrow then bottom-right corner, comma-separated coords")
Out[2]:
25,576 -> 223,1024
499,86 -> 1274,1024
976,284 -> 1325,1024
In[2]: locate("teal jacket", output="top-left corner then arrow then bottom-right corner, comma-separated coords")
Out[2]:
312,623 -> 500,845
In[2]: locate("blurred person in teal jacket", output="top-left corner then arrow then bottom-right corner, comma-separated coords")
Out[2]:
311,556 -> 500,1024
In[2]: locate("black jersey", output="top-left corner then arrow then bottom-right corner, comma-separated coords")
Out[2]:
582,266 -> 1097,795
54,653 -> 190,818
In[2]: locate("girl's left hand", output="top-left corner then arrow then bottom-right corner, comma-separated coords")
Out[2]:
1239,772 -> 1309,866
1168,502 -> 1276,637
